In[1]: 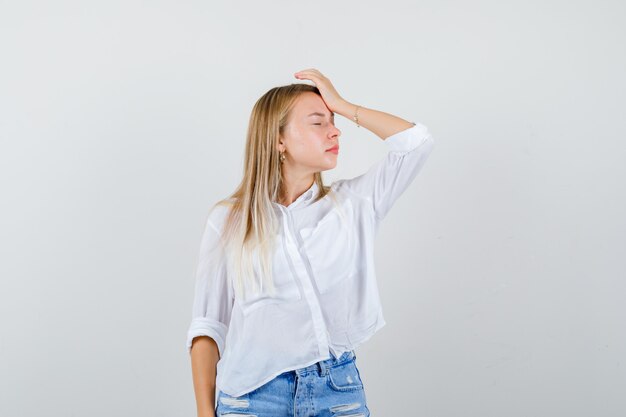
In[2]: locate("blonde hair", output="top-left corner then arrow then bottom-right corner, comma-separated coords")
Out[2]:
210,83 -> 335,302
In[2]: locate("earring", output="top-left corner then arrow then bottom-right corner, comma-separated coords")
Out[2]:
280,151 -> 286,163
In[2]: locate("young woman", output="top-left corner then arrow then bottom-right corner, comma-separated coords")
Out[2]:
187,69 -> 435,417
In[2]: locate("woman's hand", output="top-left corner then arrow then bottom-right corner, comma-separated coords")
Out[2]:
295,69 -> 415,139
294,69 -> 348,113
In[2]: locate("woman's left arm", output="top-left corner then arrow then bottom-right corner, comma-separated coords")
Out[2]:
334,100 -> 416,140
295,69 -> 435,221
294,68 -> 415,140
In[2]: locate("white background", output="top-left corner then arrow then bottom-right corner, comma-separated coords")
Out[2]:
1,1 -> 624,416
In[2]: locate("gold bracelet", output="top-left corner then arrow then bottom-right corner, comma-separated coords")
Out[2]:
353,105 -> 361,128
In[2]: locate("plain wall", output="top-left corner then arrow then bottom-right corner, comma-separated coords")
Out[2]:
1,1 -> 624,416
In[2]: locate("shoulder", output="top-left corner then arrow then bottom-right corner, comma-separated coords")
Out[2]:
206,198 -> 236,235
329,178 -> 372,204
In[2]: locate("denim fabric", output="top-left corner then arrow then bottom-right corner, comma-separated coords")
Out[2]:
215,350 -> 370,417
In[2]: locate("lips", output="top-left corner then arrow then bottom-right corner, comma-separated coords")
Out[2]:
326,145 -> 339,152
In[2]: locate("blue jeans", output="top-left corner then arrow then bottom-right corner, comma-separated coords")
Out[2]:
215,350 -> 370,417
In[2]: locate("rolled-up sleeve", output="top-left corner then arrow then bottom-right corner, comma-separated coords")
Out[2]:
338,121 -> 435,221
186,213 -> 234,358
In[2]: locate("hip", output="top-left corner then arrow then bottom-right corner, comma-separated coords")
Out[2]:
216,350 -> 370,417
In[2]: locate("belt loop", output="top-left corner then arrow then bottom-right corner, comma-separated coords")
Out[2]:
318,359 -> 327,376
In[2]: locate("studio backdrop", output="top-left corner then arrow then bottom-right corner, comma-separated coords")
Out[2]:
1,1 -> 624,416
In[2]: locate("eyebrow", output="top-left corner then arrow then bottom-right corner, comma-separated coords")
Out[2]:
307,111 -> 334,118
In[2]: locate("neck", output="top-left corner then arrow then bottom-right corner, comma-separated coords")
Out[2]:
278,176 -> 315,207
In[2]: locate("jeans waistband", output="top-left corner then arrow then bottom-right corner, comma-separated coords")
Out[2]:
295,350 -> 356,377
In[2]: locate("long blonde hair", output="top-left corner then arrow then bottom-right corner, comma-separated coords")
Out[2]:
211,83 -> 333,302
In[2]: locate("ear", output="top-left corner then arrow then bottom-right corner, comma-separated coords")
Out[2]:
277,136 -> 286,153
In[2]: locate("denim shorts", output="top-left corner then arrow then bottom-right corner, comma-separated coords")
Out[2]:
215,350 -> 370,417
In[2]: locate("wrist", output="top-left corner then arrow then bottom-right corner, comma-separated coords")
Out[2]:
335,100 -> 356,119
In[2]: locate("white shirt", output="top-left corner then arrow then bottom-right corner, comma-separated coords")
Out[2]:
186,121 -> 435,397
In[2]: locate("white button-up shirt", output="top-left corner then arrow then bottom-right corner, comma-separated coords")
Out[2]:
186,121 -> 435,397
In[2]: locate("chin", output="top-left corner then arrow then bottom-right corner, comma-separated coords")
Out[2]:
317,162 -> 336,172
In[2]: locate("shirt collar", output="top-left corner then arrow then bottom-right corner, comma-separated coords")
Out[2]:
273,181 -> 319,210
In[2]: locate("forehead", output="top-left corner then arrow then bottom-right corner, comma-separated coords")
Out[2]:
292,92 -> 334,118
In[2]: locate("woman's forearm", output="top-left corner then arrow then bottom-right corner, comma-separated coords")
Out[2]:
190,336 -> 220,417
335,100 -> 415,141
